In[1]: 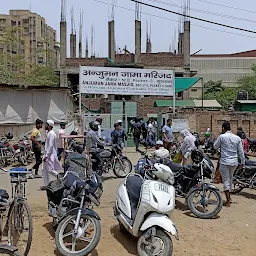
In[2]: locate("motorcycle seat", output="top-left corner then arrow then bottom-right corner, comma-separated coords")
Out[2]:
245,165 -> 256,172
245,159 -> 256,166
248,137 -> 256,144
164,160 -> 182,173
126,175 -> 143,201
64,172 -> 81,189
126,175 -> 143,220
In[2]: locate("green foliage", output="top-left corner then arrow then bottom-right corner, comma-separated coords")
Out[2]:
0,26 -> 59,87
216,88 -> 237,109
237,64 -> 256,99
23,66 -> 59,87
202,80 -> 237,109
204,80 -> 224,93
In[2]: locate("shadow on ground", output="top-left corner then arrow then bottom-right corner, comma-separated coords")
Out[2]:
240,191 -> 256,200
110,224 -> 137,255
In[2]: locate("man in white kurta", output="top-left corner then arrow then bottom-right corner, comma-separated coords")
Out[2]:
41,120 -> 62,190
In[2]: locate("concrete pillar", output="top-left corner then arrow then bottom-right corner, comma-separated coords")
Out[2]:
73,34 -> 77,58
60,21 -> 67,87
70,34 -> 76,58
60,21 -> 67,66
79,42 -> 82,58
183,21 -> 190,77
70,34 -> 73,58
178,33 -> 184,54
108,20 -> 115,61
135,20 -> 141,63
85,45 -> 88,58
146,39 -> 152,53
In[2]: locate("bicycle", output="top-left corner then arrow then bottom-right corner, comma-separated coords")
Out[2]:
0,167 -> 33,256
0,244 -> 22,256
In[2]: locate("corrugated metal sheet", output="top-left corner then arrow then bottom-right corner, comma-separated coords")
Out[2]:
193,100 -> 222,108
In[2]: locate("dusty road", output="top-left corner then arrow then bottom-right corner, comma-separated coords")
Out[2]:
0,152 -> 256,256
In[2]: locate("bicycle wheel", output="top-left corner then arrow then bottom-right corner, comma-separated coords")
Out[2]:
8,200 -> 33,256
0,244 -> 22,256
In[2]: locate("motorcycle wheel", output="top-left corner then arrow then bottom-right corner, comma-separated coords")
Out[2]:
0,158 -> 7,168
113,158 -> 132,178
18,153 -> 27,166
187,187 -> 223,219
137,229 -> 173,256
231,180 -> 244,194
55,213 -> 101,256
231,168 -> 245,194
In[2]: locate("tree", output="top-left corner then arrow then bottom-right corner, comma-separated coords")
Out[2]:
237,64 -> 256,99
204,80 -> 224,94
202,80 -> 237,109
0,26 -> 59,86
23,66 -> 59,87
216,88 -> 237,109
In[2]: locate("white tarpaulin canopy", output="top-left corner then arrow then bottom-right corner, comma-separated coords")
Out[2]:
0,89 -> 73,124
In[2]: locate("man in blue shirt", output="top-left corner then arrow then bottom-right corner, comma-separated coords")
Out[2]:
214,121 -> 245,207
111,123 -> 127,150
162,119 -> 173,151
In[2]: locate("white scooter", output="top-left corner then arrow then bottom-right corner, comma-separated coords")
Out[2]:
114,158 -> 178,256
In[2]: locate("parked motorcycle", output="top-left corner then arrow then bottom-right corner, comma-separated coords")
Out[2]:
136,150 -> 222,219
232,158 -> 256,194
114,156 -> 178,256
204,138 -> 218,158
92,144 -> 132,178
247,137 -> 256,153
0,135 -> 27,166
19,136 -> 34,163
46,171 -> 103,256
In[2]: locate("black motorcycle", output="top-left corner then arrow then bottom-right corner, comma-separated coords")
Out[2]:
232,158 -> 256,194
46,171 -> 103,256
162,155 -> 222,219
204,138 -> 218,158
92,145 -> 132,178
247,137 -> 256,153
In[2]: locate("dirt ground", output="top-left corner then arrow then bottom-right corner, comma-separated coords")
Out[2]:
1,151 -> 256,256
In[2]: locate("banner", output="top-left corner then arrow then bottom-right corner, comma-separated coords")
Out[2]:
79,66 -> 174,96
172,119 -> 189,132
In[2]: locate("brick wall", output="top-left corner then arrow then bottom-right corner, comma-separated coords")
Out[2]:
66,52 -> 184,68
177,110 -> 256,137
82,98 -> 110,113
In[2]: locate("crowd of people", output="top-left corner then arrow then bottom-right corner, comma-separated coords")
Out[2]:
26,116 -> 247,208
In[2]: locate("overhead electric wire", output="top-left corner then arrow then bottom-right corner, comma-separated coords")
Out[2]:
195,0 -> 256,15
148,0 -> 256,24
130,0 -> 256,34
91,0 -> 256,38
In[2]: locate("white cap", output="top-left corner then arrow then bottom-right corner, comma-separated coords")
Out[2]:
156,140 -> 164,146
117,120 -> 122,123
46,120 -> 54,127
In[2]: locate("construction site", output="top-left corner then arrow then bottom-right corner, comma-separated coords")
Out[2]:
58,0 -> 211,116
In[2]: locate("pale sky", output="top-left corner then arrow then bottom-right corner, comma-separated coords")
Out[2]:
2,0 -> 256,57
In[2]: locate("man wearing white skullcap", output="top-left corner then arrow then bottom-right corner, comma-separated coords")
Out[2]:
150,140 -> 170,159
41,120 -> 62,190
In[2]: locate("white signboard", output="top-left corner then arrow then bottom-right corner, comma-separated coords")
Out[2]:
79,66 -> 174,96
172,119 -> 189,132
